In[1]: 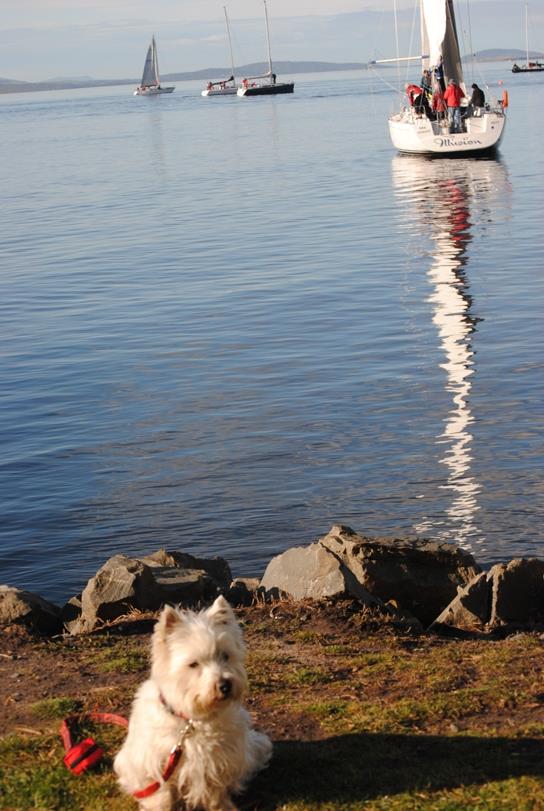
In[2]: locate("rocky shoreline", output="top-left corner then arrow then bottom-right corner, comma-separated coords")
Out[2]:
2,524 -> 544,638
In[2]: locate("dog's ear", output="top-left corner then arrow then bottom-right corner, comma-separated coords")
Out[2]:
206,595 -> 237,626
155,604 -> 183,639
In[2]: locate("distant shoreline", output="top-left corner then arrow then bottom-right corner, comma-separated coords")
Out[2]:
0,61 -> 364,95
2,52 -> 540,95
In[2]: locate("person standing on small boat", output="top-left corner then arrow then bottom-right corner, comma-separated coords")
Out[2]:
469,83 -> 485,109
405,83 -> 433,118
420,69 -> 432,99
443,78 -> 465,133
432,86 -> 447,122
434,58 -> 446,92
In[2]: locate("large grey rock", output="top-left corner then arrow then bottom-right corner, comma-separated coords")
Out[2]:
260,542 -> 380,605
319,524 -> 481,625
489,558 -> 544,626
227,578 -> 261,607
140,549 -> 232,588
431,572 -> 490,631
81,555 -> 156,617
65,550 -> 232,634
431,558 -> 544,632
146,568 -> 219,605
0,585 -> 61,634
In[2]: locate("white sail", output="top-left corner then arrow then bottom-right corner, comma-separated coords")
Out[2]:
141,37 -> 159,87
421,0 -> 447,67
421,0 -> 464,87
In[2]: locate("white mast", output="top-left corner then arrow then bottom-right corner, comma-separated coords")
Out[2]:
525,2 -> 530,65
224,6 -> 236,82
263,0 -> 273,77
152,36 -> 160,85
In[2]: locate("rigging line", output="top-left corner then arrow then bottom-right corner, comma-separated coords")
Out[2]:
393,0 -> 401,89
464,0 -> 475,77
407,0 -> 419,84
368,64 -> 407,98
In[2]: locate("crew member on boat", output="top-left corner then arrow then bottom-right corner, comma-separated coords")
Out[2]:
469,83 -> 485,109
443,78 -> 466,133
420,69 -> 432,99
432,86 -> 447,121
434,58 -> 446,92
405,83 -> 432,118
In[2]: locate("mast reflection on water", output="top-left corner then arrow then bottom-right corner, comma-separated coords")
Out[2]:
391,155 -> 511,550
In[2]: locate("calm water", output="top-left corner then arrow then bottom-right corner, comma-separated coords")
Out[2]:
1,67 -> 543,604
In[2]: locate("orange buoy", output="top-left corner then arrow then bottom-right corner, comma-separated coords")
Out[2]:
502,89 -> 509,108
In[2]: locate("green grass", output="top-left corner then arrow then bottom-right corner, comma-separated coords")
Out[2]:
2,610 -> 544,809
94,648 -> 148,674
0,730 -> 129,811
30,697 -> 83,720
285,667 -> 331,687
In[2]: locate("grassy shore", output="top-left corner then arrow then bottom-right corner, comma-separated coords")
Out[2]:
1,599 -> 544,810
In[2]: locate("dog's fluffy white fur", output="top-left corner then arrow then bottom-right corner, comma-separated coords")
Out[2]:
114,596 -> 272,811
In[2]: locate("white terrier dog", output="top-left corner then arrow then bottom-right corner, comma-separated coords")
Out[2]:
114,596 -> 272,811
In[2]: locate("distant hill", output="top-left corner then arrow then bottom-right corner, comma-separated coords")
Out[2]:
0,61 -> 365,95
0,76 -> 30,86
169,60 -> 365,81
47,75 -> 96,83
3,52 -> 542,95
471,48 -> 544,61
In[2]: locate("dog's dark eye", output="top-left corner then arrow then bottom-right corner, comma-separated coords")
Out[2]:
221,652 -> 229,662
188,661 -> 199,669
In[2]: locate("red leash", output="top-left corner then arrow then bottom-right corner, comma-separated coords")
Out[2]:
60,712 -> 128,775
60,711 -> 195,799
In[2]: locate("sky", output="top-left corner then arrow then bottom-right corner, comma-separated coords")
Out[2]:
0,0 -> 539,82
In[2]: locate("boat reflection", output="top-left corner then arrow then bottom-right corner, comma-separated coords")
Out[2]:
391,155 -> 510,549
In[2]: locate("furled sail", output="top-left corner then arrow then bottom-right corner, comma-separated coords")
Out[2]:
421,0 -> 464,88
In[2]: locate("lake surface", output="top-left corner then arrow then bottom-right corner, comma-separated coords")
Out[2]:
1,67 -> 543,604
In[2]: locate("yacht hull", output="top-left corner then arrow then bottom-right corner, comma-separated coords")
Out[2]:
133,86 -> 175,96
201,87 -> 238,96
237,82 -> 294,96
389,110 -> 506,155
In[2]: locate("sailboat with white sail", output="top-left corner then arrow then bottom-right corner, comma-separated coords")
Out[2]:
372,0 -> 506,155
202,7 -> 239,96
134,36 -> 175,96
237,0 -> 294,96
512,2 -> 544,73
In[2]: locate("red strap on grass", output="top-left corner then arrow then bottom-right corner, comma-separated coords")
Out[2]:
60,713 -> 129,775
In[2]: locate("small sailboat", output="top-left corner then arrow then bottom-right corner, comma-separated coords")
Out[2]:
133,36 -> 175,96
371,0 -> 506,155
512,2 -> 544,73
202,7 -> 239,96
237,0 -> 294,96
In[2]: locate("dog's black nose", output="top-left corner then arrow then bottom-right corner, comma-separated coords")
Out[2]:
219,678 -> 232,697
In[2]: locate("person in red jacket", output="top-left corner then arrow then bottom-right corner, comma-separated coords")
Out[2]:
432,87 -> 447,121
405,83 -> 432,118
443,78 -> 466,133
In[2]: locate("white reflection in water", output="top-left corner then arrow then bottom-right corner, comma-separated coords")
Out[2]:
392,155 -> 510,548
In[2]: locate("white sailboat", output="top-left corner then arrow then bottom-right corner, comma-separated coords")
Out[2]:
237,0 -> 294,96
372,0 -> 506,155
202,7 -> 239,96
134,36 -> 175,96
512,2 -> 544,73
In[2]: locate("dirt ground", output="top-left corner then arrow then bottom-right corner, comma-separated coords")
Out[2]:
2,599 -> 543,740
